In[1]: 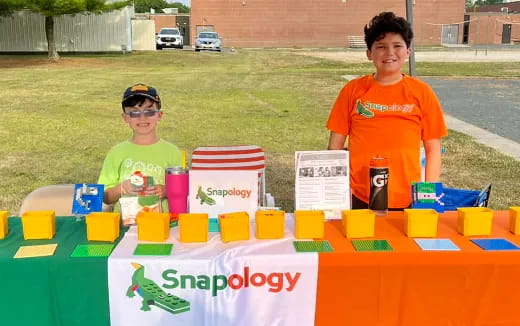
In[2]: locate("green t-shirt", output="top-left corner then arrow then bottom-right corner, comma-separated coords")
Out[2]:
97,139 -> 182,211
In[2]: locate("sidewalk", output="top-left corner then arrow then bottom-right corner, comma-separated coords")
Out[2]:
445,115 -> 520,161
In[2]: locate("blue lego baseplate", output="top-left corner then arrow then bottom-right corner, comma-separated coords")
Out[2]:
72,183 -> 104,215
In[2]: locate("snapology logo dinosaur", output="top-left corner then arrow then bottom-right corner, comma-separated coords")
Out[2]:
126,263 -> 191,314
196,186 -> 216,205
356,100 -> 374,118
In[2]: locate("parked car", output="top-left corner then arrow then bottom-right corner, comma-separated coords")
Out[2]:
195,32 -> 222,52
156,28 -> 183,50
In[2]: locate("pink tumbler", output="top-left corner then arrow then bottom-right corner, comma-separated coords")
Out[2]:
165,167 -> 189,214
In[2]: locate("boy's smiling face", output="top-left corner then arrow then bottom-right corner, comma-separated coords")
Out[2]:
366,32 -> 411,82
122,98 -> 162,137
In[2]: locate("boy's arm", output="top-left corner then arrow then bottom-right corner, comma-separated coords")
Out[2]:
104,180 -> 143,204
423,138 -> 442,182
328,132 -> 348,150
104,185 -> 123,205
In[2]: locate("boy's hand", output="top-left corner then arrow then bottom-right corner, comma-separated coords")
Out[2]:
120,179 -> 142,196
142,185 -> 165,198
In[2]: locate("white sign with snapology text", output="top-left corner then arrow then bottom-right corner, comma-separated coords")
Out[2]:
108,223 -> 318,326
188,170 -> 258,218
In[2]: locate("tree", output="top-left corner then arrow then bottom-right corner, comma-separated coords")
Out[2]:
167,2 -> 189,13
1,0 -> 130,61
473,0 -> 505,5
134,0 -> 168,13
466,0 -> 505,11
0,0 -> 25,16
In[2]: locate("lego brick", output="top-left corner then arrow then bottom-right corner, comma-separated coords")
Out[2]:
294,210 -> 324,239
509,207 -> 520,235
179,213 -> 209,243
457,207 -> 493,236
0,211 -> 8,239
341,209 -> 375,238
218,211 -> 250,243
136,212 -> 171,242
405,208 -> 439,238
21,210 -> 56,240
86,212 -> 120,242
255,210 -> 285,239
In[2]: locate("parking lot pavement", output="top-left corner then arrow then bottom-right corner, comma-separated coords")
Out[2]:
422,77 -> 520,144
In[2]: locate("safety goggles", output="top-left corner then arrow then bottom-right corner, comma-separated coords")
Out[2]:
125,109 -> 160,118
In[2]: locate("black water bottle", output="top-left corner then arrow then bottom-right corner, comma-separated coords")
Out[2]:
368,157 -> 389,216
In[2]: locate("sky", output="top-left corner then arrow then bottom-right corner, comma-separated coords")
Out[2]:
167,0 -> 190,7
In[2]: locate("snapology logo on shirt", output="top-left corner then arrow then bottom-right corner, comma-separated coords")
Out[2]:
123,159 -> 163,181
356,99 -> 414,118
195,185 -> 253,206
126,263 -> 302,314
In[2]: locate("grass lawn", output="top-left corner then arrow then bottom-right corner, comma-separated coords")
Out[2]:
1,49 -> 519,213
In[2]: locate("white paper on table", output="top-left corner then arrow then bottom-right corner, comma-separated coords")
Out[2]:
294,150 -> 350,219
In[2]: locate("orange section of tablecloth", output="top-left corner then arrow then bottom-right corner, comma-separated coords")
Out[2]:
315,211 -> 520,326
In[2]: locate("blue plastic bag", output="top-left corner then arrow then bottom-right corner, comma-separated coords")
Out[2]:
411,183 -> 492,212
443,184 -> 492,211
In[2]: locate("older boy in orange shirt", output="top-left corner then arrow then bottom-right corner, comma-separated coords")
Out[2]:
327,12 -> 447,209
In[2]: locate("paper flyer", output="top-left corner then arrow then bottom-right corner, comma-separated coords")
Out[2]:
294,150 -> 350,219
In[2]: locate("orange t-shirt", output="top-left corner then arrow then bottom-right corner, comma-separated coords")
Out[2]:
326,75 -> 447,208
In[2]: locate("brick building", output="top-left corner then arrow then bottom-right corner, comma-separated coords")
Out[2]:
473,0 -> 520,13
465,12 -> 520,45
465,1 -> 520,45
190,0 -> 465,47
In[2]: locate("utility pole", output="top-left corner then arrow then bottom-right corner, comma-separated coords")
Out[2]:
406,0 -> 416,76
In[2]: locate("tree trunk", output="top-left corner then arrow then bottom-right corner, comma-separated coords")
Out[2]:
45,15 -> 59,61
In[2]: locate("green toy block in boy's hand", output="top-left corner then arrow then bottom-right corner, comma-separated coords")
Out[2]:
130,171 -> 155,196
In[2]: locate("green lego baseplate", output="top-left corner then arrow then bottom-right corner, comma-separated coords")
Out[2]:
70,244 -> 115,257
293,240 -> 333,252
352,239 -> 393,252
133,243 -> 173,256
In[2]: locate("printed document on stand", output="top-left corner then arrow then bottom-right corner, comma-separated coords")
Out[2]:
294,150 -> 350,219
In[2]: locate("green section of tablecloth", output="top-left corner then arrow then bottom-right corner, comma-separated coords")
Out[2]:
0,216 -> 126,326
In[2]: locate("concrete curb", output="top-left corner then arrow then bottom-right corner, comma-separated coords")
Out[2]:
445,114 -> 520,161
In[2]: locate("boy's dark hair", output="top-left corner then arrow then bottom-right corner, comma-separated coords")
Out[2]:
122,95 -> 161,111
364,12 -> 413,49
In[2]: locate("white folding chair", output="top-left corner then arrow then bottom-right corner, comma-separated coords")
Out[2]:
191,145 -> 275,207
19,184 -> 113,216
19,184 -> 75,216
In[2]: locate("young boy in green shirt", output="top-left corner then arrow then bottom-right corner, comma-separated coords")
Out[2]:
98,83 -> 181,208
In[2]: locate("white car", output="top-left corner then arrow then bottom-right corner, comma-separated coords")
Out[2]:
195,32 -> 222,52
156,28 -> 183,50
